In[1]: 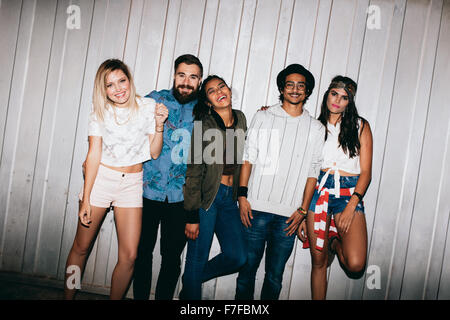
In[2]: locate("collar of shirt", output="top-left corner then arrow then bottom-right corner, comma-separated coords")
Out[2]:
147,88 -> 196,112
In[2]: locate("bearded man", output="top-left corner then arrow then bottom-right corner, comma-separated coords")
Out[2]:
133,54 -> 203,300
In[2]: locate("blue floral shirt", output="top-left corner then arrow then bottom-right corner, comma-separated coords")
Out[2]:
142,89 -> 196,203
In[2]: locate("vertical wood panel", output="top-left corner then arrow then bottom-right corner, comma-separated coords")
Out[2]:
130,0 -> 168,95
405,0 -> 450,300
229,0 -> 257,111
123,0 -> 145,74
397,0 -> 443,300
360,0 -> 407,300
208,0 -> 245,83
174,0 -> 206,58
0,0 -> 23,267
155,0 -> 182,90
0,0 -> 58,271
264,0 -> 294,108
375,0 -> 441,300
197,0 -> 220,77
0,0 -> 22,158
1,0 -> 449,300
299,0 -> 333,117
439,216 -> 450,299
23,0 -> 94,277
427,0 -> 450,300
239,0 -> 282,116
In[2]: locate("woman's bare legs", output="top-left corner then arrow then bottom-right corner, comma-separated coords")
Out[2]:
64,204 -> 108,300
333,211 -> 367,273
109,207 -> 142,300
306,210 -> 332,300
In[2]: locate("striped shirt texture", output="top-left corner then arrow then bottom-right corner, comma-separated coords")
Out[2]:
243,104 -> 325,218
302,183 -> 347,251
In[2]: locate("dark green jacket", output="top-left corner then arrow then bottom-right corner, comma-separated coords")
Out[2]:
183,109 -> 247,223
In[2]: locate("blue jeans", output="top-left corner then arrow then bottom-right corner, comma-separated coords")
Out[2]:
180,184 -> 247,300
309,170 -> 365,215
235,210 -> 296,300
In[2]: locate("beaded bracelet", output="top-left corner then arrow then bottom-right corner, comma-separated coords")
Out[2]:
296,207 -> 307,216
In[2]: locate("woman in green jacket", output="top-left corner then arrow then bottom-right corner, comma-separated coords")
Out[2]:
180,75 -> 248,300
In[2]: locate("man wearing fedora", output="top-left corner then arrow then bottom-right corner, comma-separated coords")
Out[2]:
235,64 -> 325,300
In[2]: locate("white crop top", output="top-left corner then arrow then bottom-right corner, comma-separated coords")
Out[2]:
318,120 -> 361,197
88,97 -> 156,167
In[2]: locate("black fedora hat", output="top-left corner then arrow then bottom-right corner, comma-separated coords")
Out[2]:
276,64 -> 315,95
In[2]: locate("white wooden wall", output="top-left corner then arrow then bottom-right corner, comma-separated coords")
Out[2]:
1,0 -> 449,300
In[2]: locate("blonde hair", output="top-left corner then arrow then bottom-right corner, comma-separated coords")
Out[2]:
92,59 -> 140,122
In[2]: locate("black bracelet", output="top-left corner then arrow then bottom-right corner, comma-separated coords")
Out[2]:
237,186 -> 248,198
352,191 -> 363,202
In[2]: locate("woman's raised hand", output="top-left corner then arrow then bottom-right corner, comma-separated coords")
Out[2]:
155,103 -> 169,127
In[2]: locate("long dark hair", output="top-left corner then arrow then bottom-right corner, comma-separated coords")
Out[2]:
193,75 -> 229,120
318,75 -> 366,158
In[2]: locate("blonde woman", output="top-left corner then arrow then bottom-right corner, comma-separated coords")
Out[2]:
64,59 -> 168,300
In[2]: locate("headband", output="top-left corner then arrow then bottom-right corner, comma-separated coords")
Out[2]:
329,80 -> 356,97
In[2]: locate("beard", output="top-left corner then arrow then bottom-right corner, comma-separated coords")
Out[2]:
172,82 -> 199,104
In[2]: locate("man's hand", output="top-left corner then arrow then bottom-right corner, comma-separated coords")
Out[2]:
258,106 -> 270,112
185,223 -> 200,240
284,211 -> 305,237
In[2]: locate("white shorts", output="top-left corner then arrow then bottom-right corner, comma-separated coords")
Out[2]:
79,164 -> 143,208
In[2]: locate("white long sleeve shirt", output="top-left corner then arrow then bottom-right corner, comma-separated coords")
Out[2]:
243,104 -> 325,218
